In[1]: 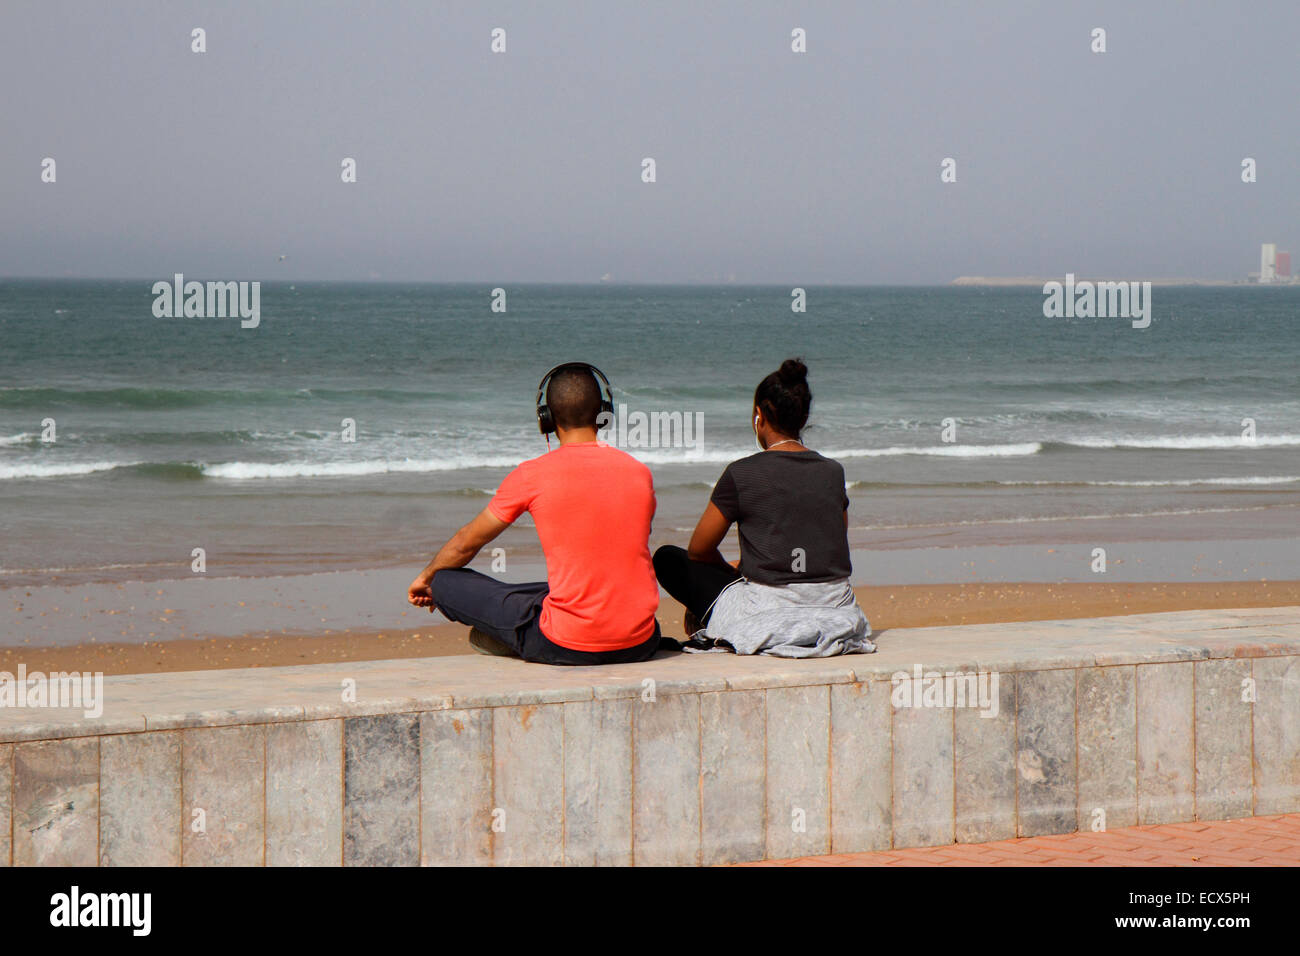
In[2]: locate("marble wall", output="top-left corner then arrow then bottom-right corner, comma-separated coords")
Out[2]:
0,655 -> 1294,866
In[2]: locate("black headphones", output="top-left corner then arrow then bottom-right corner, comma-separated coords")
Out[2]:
535,362 -> 615,435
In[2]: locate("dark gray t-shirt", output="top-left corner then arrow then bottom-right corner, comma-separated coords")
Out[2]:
709,450 -> 852,586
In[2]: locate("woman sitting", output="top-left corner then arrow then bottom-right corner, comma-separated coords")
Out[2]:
653,358 -> 873,657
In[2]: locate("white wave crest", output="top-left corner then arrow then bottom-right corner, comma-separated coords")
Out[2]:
1066,434 -> 1300,450
0,461 -> 127,479
200,456 -> 522,479
829,442 -> 1043,459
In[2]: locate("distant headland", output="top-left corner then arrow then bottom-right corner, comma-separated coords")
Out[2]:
951,276 -> 1242,287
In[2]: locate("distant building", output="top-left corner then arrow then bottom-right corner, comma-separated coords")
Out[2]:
1261,243 -> 1277,283
1277,250 -> 1291,278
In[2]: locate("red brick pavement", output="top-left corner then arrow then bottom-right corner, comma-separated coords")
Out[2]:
738,814 -> 1300,866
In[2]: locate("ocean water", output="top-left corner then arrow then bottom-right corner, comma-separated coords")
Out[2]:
2,280 -> 1298,588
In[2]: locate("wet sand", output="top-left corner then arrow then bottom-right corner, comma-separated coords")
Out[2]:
5,579 -> 1297,677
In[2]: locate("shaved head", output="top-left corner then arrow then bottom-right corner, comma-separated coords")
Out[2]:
547,366 -> 603,431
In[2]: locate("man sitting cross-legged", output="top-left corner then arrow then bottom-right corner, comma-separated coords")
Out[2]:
407,362 -> 665,665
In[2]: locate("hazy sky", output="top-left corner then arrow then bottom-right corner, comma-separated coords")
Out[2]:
3,0 -> 1298,283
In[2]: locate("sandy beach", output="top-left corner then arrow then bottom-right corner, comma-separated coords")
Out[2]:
6,579 -> 1297,676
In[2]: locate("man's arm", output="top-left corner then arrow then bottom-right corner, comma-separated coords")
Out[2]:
687,501 -> 734,567
407,507 -> 511,609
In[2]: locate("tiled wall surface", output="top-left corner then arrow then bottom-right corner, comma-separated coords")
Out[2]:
1,654 -> 1296,866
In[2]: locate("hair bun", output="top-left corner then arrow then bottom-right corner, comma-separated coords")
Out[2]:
777,358 -> 808,386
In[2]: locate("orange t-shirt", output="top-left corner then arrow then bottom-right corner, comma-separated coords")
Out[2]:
487,441 -> 659,651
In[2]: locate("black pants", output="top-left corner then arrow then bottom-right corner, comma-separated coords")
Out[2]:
430,567 -> 662,665
652,545 -> 741,623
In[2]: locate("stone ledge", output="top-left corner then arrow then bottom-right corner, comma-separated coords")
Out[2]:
1,606 -> 1297,866
1,605 -> 1297,744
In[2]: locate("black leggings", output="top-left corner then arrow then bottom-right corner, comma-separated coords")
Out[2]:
652,545 -> 741,623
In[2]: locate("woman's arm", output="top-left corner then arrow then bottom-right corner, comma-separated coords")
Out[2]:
687,501 -> 734,567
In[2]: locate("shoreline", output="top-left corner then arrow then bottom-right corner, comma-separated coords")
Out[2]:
7,501 -> 1297,592
5,579 -> 1297,677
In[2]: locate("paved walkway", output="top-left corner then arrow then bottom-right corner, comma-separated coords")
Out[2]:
740,814 -> 1300,866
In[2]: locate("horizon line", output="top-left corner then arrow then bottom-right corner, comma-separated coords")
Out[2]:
0,274 -> 1255,287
